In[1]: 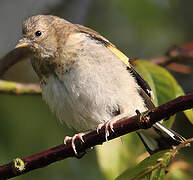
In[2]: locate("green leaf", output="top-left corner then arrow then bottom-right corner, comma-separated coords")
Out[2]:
96,133 -> 144,180
175,84 -> 193,125
134,60 -> 158,106
97,60 -> 193,180
183,109 -> 193,124
150,167 -> 165,180
135,60 -> 193,126
116,150 -> 172,180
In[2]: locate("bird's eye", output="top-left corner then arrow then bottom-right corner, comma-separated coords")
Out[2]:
35,31 -> 42,37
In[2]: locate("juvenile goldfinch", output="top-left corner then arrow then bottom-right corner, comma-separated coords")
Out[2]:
16,15 -> 186,155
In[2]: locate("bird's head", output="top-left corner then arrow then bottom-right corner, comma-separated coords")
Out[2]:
15,15 -> 77,79
16,15 -> 71,59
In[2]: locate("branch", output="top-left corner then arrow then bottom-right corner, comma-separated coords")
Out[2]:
0,47 -> 31,77
0,80 -> 41,95
0,93 -> 193,179
150,42 -> 193,73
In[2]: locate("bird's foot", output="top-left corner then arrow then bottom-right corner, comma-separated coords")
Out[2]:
64,133 -> 85,156
135,109 -> 152,128
97,114 -> 125,141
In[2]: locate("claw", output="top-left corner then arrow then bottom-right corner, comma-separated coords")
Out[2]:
108,120 -> 115,132
97,114 -> 126,141
64,133 -> 85,155
136,109 -> 152,128
64,136 -> 72,145
97,121 -> 112,141
105,120 -> 115,141
105,124 -> 110,141
97,124 -> 103,134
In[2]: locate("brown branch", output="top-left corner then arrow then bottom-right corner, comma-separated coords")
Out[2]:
150,43 -> 193,73
151,43 -> 193,66
0,93 -> 193,179
0,47 -> 31,77
165,63 -> 192,74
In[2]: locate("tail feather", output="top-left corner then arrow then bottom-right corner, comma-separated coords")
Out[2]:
138,122 -> 186,154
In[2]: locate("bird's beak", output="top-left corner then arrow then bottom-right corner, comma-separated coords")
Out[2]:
15,39 -> 30,49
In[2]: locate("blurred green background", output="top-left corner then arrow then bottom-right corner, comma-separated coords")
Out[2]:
0,0 -> 193,179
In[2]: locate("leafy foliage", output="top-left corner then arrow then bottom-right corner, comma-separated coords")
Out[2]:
135,60 -> 193,127
96,60 -> 193,180
116,150 -> 172,180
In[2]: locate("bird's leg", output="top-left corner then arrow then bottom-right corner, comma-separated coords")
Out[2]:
64,132 -> 85,156
97,113 -> 127,141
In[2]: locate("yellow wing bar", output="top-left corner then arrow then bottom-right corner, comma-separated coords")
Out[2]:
107,44 -> 131,69
107,44 -> 154,100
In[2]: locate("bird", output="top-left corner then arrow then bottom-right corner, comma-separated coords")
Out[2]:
15,15 -> 186,155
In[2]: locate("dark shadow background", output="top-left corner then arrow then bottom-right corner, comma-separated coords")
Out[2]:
0,0 -> 192,179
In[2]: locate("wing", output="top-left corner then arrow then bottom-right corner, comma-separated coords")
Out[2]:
75,24 -> 113,46
108,46 -> 155,109
76,24 -> 154,104
129,63 -> 154,101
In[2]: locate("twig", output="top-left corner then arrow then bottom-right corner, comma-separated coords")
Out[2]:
0,93 -> 193,179
165,63 -> 192,74
0,47 -> 31,77
131,138 -> 193,180
0,80 -> 41,95
150,43 -> 193,73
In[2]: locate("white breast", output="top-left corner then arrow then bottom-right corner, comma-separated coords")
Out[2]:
41,33 -> 147,131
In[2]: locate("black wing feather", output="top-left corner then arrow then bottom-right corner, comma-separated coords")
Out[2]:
128,64 -> 153,100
